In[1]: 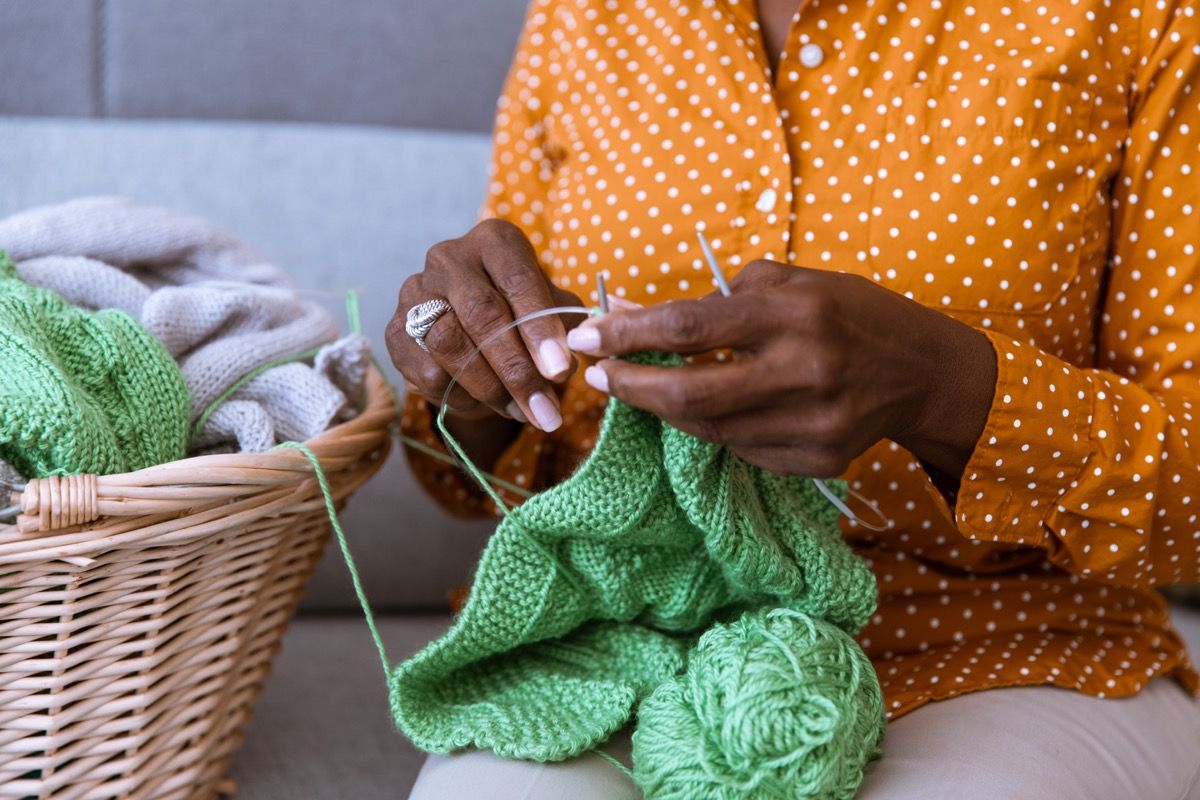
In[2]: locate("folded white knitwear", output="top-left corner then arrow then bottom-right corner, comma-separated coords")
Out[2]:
0,197 -> 370,456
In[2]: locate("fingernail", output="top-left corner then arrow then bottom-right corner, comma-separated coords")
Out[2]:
538,339 -> 570,378
567,325 -> 602,354
607,293 -> 642,310
528,392 -> 562,432
505,401 -> 528,423
584,365 -> 609,393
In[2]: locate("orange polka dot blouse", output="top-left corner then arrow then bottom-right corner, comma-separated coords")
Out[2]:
401,0 -> 1200,719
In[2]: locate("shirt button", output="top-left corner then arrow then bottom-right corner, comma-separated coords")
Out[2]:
755,187 -> 777,213
799,43 -> 825,69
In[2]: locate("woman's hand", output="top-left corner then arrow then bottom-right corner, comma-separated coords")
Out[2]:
566,260 -> 997,481
386,219 -> 582,433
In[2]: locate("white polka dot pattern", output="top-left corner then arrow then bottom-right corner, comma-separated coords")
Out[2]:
403,0 -> 1200,718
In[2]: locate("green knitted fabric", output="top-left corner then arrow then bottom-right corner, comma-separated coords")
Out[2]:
0,251 -> 190,477
390,355 -> 884,794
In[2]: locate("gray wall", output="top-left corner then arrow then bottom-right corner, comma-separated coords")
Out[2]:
0,0 -> 528,131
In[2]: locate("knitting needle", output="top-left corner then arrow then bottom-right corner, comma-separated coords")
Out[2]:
597,273 -> 610,314
693,229 -> 888,531
697,231 -> 732,298
0,478 -> 24,520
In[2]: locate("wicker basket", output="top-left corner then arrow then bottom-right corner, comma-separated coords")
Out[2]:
0,369 -> 394,799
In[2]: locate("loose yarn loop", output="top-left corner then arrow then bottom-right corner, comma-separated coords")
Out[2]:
633,607 -> 884,800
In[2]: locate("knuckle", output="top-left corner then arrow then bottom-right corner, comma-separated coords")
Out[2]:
418,364 -> 448,393
742,259 -> 788,286
424,240 -> 458,273
798,285 -> 840,331
475,379 -> 510,409
399,274 -> 422,300
492,265 -> 540,300
692,417 -> 727,445
424,319 -> 465,357
663,303 -> 709,349
681,382 -> 719,417
458,292 -> 510,332
806,449 -> 849,479
814,404 -> 854,447
662,377 -> 714,417
496,352 -> 541,392
660,379 -> 692,416
806,346 -> 845,390
475,217 -> 519,243
384,314 -> 405,345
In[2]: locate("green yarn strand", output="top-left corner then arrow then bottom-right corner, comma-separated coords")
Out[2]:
434,402 -> 512,513
189,346 -> 323,449
367,351 -> 533,500
274,441 -> 393,678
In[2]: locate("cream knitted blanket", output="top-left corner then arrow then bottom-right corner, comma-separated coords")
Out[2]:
0,197 -> 368,454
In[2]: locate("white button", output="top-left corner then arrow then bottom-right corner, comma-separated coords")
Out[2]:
755,187 -> 777,213
799,43 -> 825,69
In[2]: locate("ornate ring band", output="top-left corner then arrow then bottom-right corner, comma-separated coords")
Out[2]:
405,298 -> 453,353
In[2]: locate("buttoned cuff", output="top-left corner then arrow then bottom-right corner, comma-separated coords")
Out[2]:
935,330 -> 1094,546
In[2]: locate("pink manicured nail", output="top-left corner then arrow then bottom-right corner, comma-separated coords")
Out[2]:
538,339 -> 570,378
505,401 -> 528,423
584,365 -> 609,393
606,293 -> 642,310
528,392 -> 562,432
567,326 -> 602,354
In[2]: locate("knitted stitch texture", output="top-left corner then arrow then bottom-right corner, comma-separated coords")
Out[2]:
391,361 -> 882,779
0,198 -> 365,454
0,251 -> 190,477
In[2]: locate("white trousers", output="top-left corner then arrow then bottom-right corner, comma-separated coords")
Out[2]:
409,679 -> 1200,799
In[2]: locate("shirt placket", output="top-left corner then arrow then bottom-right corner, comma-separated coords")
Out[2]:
716,0 -> 793,270
774,5 -> 839,267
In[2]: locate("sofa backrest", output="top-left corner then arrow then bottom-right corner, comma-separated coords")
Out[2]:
0,0 -> 527,132
0,0 -> 532,611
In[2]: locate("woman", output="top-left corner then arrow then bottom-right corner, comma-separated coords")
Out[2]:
389,0 -> 1200,796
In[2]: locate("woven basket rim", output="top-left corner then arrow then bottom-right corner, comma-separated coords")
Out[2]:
0,367 -> 395,558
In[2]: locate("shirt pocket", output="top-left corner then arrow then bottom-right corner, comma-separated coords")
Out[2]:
867,77 -> 1097,316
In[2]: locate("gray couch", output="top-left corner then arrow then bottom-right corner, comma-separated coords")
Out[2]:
1,4 -> 1197,798
0,117 -> 502,798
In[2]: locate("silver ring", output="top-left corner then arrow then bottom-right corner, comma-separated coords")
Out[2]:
405,298 -> 453,352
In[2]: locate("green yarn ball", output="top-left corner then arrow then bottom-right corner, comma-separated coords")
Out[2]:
632,607 -> 885,800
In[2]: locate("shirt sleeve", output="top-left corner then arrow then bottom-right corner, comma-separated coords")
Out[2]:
930,0 -> 1200,587
400,0 -> 561,517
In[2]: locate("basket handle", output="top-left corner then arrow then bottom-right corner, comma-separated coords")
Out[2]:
14,474 -> 101,533
274,442 -> 393,677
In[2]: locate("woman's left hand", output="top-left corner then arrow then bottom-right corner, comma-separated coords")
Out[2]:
566,260 -> 998,481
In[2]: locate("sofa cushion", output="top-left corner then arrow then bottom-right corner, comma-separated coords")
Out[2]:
229,615 -> 451,799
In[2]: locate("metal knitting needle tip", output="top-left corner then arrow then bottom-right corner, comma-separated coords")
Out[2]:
597,273 -> 609,314
0,504 -> 20,520
696,230 -> 733,298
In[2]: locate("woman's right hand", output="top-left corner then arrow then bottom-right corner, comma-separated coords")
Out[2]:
386,219 -> 582,432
